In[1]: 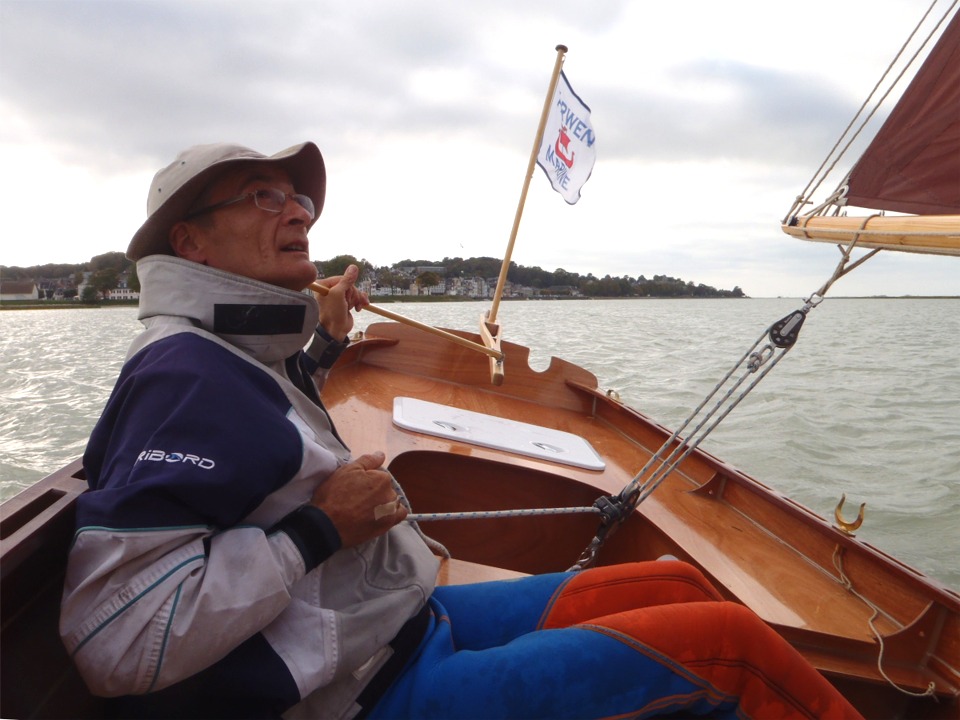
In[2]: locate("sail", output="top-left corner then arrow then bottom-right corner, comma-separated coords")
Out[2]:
845,10 -> 960,215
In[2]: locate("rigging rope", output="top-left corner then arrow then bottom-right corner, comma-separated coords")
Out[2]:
567,228 -> 882,571
832,546 -> 938,699
405,231 -> 885,569
401,295 -> 829,554
785,0 -> 958,223
567,313 -> 801,570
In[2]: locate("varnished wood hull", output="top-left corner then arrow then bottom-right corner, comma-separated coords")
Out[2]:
1,320 -> 957,718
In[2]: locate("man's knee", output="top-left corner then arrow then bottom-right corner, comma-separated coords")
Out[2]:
540,561 -> 722,629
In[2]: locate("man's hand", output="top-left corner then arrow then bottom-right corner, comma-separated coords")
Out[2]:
313,264 -> 369,340
308,451 -> 407,547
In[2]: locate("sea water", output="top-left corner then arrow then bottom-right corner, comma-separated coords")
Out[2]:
2,299 -> 957,589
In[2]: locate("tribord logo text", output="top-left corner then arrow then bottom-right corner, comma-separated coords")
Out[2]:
136,449 -> 216,470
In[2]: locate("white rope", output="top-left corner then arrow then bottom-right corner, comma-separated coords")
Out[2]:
392,475 -> 451,558
831,546 -> 937,699
565,221 -> 893,571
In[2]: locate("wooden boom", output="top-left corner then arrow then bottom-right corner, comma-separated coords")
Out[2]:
781,214 -> 960,256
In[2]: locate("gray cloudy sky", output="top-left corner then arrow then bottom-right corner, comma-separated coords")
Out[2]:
1,0 -> 956,297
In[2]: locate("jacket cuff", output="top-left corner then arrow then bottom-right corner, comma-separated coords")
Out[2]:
270,505 -> 342,572
304,325 -> 350,371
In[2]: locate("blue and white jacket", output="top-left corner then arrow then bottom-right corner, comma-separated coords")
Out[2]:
59,256 -> 438,718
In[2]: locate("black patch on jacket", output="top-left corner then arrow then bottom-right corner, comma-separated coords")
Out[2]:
214,304 -> 305,335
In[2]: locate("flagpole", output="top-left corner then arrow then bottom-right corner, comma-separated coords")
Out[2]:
487,44 -> 568,325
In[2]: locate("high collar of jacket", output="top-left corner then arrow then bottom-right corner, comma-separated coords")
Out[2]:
136,255 -> 319,363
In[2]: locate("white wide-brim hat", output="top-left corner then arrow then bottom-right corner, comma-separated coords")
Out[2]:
127,141 -> 325,261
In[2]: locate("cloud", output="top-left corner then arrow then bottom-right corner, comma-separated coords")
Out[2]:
1,0 -> 956,297
591,60 -> 860,169
2,0 -> 850,167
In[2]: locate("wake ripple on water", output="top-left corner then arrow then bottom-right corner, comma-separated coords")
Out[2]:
0,307 -> 142,498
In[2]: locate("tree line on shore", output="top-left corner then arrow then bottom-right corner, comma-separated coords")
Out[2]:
2,251 -> 746,299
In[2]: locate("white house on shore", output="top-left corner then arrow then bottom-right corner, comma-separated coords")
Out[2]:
107,285 -> 140,301
75,271 -> 140,301
0,280 -> 39,301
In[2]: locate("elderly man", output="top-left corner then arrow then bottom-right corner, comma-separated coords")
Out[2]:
60,141 -> 862,720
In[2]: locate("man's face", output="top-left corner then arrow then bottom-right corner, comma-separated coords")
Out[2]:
173,164 -> 319,291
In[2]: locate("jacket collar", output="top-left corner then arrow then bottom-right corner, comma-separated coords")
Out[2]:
136,255 -> 319,363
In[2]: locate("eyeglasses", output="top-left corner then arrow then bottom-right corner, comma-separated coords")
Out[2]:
186,188 -> 315,220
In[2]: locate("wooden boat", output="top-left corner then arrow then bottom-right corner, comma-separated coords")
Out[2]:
325,322 -> 960,720
3,7 -> 959,720
3,318 -> 959,719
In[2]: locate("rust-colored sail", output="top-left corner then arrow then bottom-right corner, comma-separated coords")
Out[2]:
845,10 -> 960,215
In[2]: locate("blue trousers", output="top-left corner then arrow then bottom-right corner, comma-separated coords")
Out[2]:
369,562 -> 861,720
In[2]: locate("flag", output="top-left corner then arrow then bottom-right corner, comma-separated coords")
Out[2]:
536,71 -> 596,204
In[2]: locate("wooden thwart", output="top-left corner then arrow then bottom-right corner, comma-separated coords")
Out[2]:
437,557 -> 528,586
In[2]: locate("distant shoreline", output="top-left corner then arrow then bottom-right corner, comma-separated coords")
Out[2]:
0,301 -> 137,311
3,296 -> 958,311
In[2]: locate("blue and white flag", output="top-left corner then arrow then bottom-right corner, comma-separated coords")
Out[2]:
536,71 -> 596,204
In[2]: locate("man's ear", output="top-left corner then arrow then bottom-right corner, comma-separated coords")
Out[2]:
168,222 -> 206,262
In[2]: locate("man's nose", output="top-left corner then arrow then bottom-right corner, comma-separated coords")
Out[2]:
282,197 -> 313,224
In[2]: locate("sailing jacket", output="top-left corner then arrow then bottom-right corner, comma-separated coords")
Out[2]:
59,256 -> 439,718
